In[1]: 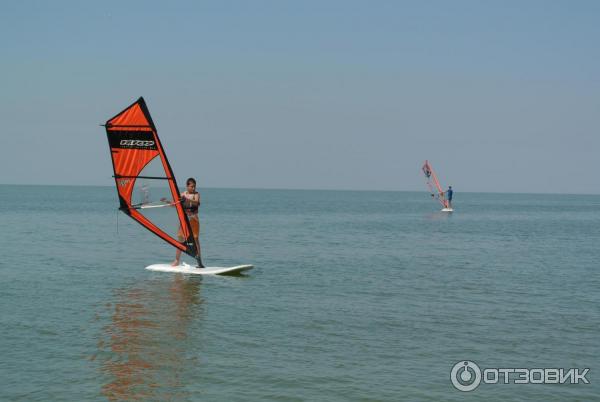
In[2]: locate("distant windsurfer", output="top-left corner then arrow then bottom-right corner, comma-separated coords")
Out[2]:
164,178 -> 203,267
444,186 -> 453,208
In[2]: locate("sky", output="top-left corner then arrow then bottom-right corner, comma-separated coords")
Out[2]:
1,0 -> 599,193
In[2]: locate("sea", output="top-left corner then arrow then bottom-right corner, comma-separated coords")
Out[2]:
1,185 -> 599,401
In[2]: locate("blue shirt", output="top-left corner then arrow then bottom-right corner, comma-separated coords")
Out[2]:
447,189 -> 453,200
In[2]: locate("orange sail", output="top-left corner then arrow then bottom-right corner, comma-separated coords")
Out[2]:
422,160 -> 449,208
104,97 -> 199,262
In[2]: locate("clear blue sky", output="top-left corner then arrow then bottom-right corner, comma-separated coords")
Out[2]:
1,0 -> 599,193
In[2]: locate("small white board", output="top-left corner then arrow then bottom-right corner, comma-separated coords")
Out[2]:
146,262 -> 253,275
441,208 -> 454,212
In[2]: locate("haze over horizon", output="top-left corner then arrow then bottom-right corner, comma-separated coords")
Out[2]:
1,1 -> 599,194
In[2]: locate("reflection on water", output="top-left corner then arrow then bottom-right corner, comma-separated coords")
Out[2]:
96,275 -> 203,401
425,211 -> 453,221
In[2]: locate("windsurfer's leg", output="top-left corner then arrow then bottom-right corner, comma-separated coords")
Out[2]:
172,230 -> 184,266
172,248 -> 182,266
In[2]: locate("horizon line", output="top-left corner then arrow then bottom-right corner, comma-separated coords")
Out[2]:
1,182 -> 599,197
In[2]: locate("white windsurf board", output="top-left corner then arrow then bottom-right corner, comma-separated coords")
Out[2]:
146,262 -> 253,275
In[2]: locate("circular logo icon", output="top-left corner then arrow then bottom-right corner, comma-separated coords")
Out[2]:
451,360 -> 482,392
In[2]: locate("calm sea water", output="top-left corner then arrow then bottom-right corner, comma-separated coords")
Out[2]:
0,185 -> 599,401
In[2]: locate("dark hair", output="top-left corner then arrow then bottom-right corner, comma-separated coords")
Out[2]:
186,178 -> 196,186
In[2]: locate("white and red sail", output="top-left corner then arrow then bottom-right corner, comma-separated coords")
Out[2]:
422,160 -> 449,209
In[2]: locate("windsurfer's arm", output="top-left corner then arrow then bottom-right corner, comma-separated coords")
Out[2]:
159,196 -> 181,206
